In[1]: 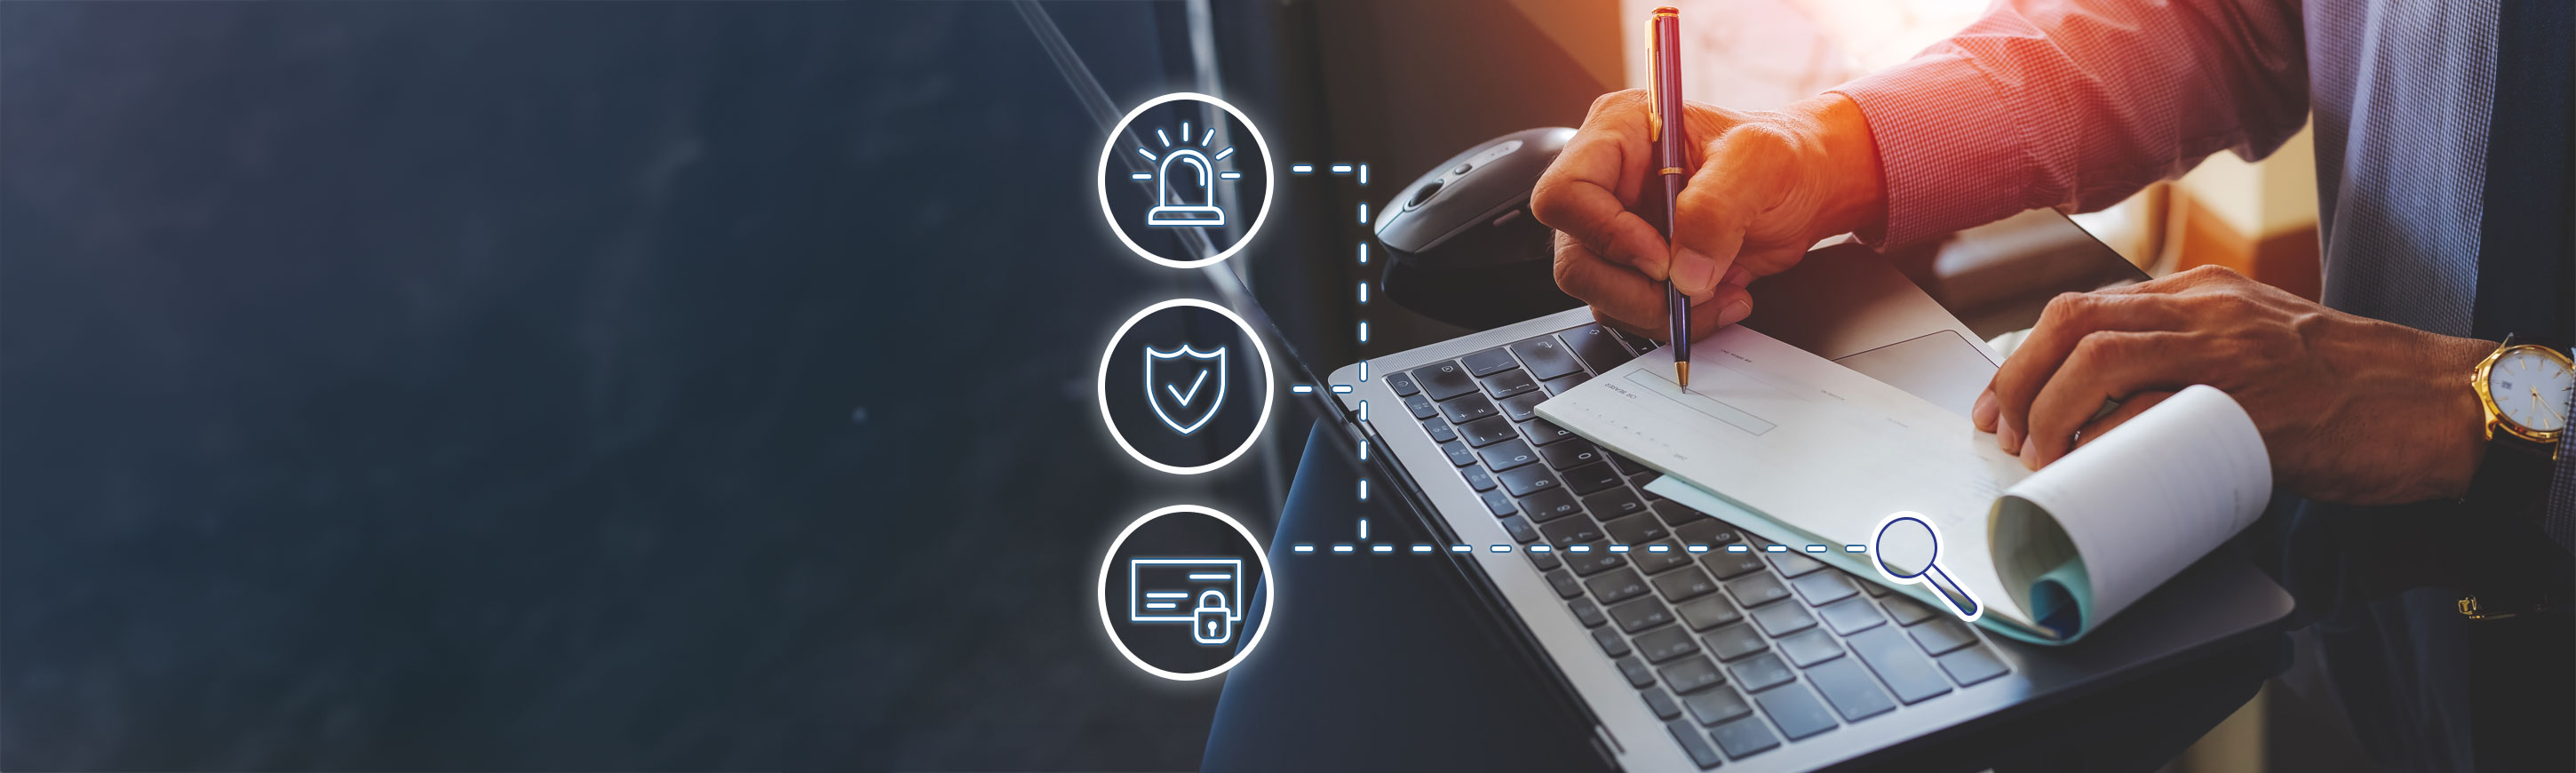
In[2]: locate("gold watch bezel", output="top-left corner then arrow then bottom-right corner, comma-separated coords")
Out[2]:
2471,340 -> 2572,445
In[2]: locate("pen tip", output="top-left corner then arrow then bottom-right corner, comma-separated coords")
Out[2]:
1675,362 -> 1690,387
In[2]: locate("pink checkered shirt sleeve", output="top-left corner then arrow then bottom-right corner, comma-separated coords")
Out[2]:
1830,0 -> 2313,247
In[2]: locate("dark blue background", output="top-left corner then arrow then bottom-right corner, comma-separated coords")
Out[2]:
1,3 -> 1294,769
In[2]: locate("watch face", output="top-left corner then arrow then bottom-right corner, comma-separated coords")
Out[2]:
2490,348 -> 2573,434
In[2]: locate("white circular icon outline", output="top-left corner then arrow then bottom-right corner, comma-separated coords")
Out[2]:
1094,92 -> 1276,269
1096,298 -> 1274,475
1094,505 -> 1276,681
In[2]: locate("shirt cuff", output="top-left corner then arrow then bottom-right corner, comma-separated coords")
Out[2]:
1831,52 -> 2030,248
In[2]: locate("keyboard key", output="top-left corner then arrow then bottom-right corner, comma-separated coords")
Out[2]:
1498,514 -> 1540,544
1602,513 -> 1670,545
1702,623 -> 1769,661
1608,451 -> 1648,475
1767,549 -> 1827,578
1642,688 -> 1686,721
1726,571 -> 1793,608
1562,544 -> 1627,577
1476,439 -> 1541,472
1542,372 -> 1589,395
1848,626 -> 1953,704
1776,628 -> 1845,667
1583,489 -> 1649,521
1629,472 -> 1662,492
1729,651 -> 1795,692
1708,716 -> 1780,759
1549,570 -> 1587,601
1421,418 -> 1458,443
1864,579 -> 1895,597
1617,656 -> 1658,689
1539,515 -> 1603,546
1482,368 -> 1539,399
1527,548 -> 1562,572
1937,645 -> 2012,687
1414,362 -> 1476,401
1611,597 -> 1677,634
1510,334 -> 1586,380
1540,439 -> 1603,470
1461,347 -> 1521,377
1499,390 -> 1548,421
1675,593 -> 1745,631
1792,571 -> 1859,606
1882,595 -> 1939,626
1458,416 -> 1517,447
1754,681 -> 1841,740
1586,568 -> 1650,606
1403,393 -> 1440,419
1592,626 -> 1630,657
1632,624 -> 1701,664
1563,462 -> 1623,494
1498,465 -> 1559,497
1817,598 -> 1887,636
1667,720 -> 1724,769
1652,566 -> 1721,602
1516,488 -> 1583,523
1674,518 -> 1734,544
1659,654 -> 1725,695
1478,489 -> 1515,517
1383,370 -> 1421,397
1442,394 -> 1500,424
1632,543 -> 1695,574
1562,323 -> 1635,372
1750,599 -> 1819,637
1459,465 -> 1498,492
1702,550 -> 1767,579
1439,440 -> 1476,467
1804,657 -> 1899,722
1910,617 -> 1978,656
1520,418 -> 1578,446
1614,329 -> 1658,351
1682,684 -> 1754,727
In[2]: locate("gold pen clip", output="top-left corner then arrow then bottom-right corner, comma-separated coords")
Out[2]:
1644,18 -> 1662,143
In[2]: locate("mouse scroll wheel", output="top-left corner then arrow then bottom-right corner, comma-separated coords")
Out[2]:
1408,180 -> 1444,208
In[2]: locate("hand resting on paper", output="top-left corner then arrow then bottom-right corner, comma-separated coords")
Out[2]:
1971,265 -> 2495,506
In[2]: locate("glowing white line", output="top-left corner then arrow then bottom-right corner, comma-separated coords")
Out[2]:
1157,129 -> 1171,147
1136,147 -> 1157,161
1213,147 -> 1236,161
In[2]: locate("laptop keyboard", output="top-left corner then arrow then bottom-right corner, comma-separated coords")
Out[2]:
1394,323 -> 2013,769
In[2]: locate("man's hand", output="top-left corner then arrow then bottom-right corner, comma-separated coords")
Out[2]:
1530,91 -> 1886,340
1973,266 -> 2494,505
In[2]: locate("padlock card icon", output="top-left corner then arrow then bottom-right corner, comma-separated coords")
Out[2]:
1192,589 -> 1233,645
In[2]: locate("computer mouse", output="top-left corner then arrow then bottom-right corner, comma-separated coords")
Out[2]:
1373,127 -> 1581,331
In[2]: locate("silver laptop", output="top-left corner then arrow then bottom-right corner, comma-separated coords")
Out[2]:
1318,239 -> 2294,770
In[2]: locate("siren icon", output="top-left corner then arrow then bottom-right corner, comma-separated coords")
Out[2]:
1136,121 -> 1239,227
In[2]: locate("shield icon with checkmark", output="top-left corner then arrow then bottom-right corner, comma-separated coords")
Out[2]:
1145,345 -> 1228,435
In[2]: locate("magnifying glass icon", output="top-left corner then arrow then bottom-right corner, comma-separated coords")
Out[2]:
1873,512 -> 1981,621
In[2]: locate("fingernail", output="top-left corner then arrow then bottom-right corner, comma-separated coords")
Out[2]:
2018,437 -> 2039,469
1672,248 -> 1718,294
1971,391 -> 1997,430
1717,299 -> 1753,327
1998,424 -> 2020,454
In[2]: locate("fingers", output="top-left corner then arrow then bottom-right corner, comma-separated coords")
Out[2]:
1532,92 -> 1674,281
1988,291 -> 2190,450
2020,331 -> 2204,466
1554,233 -> 1674,333
2071,391 -> 2174,450
1560,229 -> 1754,340
1668,124 -> 1797,297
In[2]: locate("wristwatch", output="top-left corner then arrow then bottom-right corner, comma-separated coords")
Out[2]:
2457,336 -> 2572,620
2470,335 -> 2573,460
